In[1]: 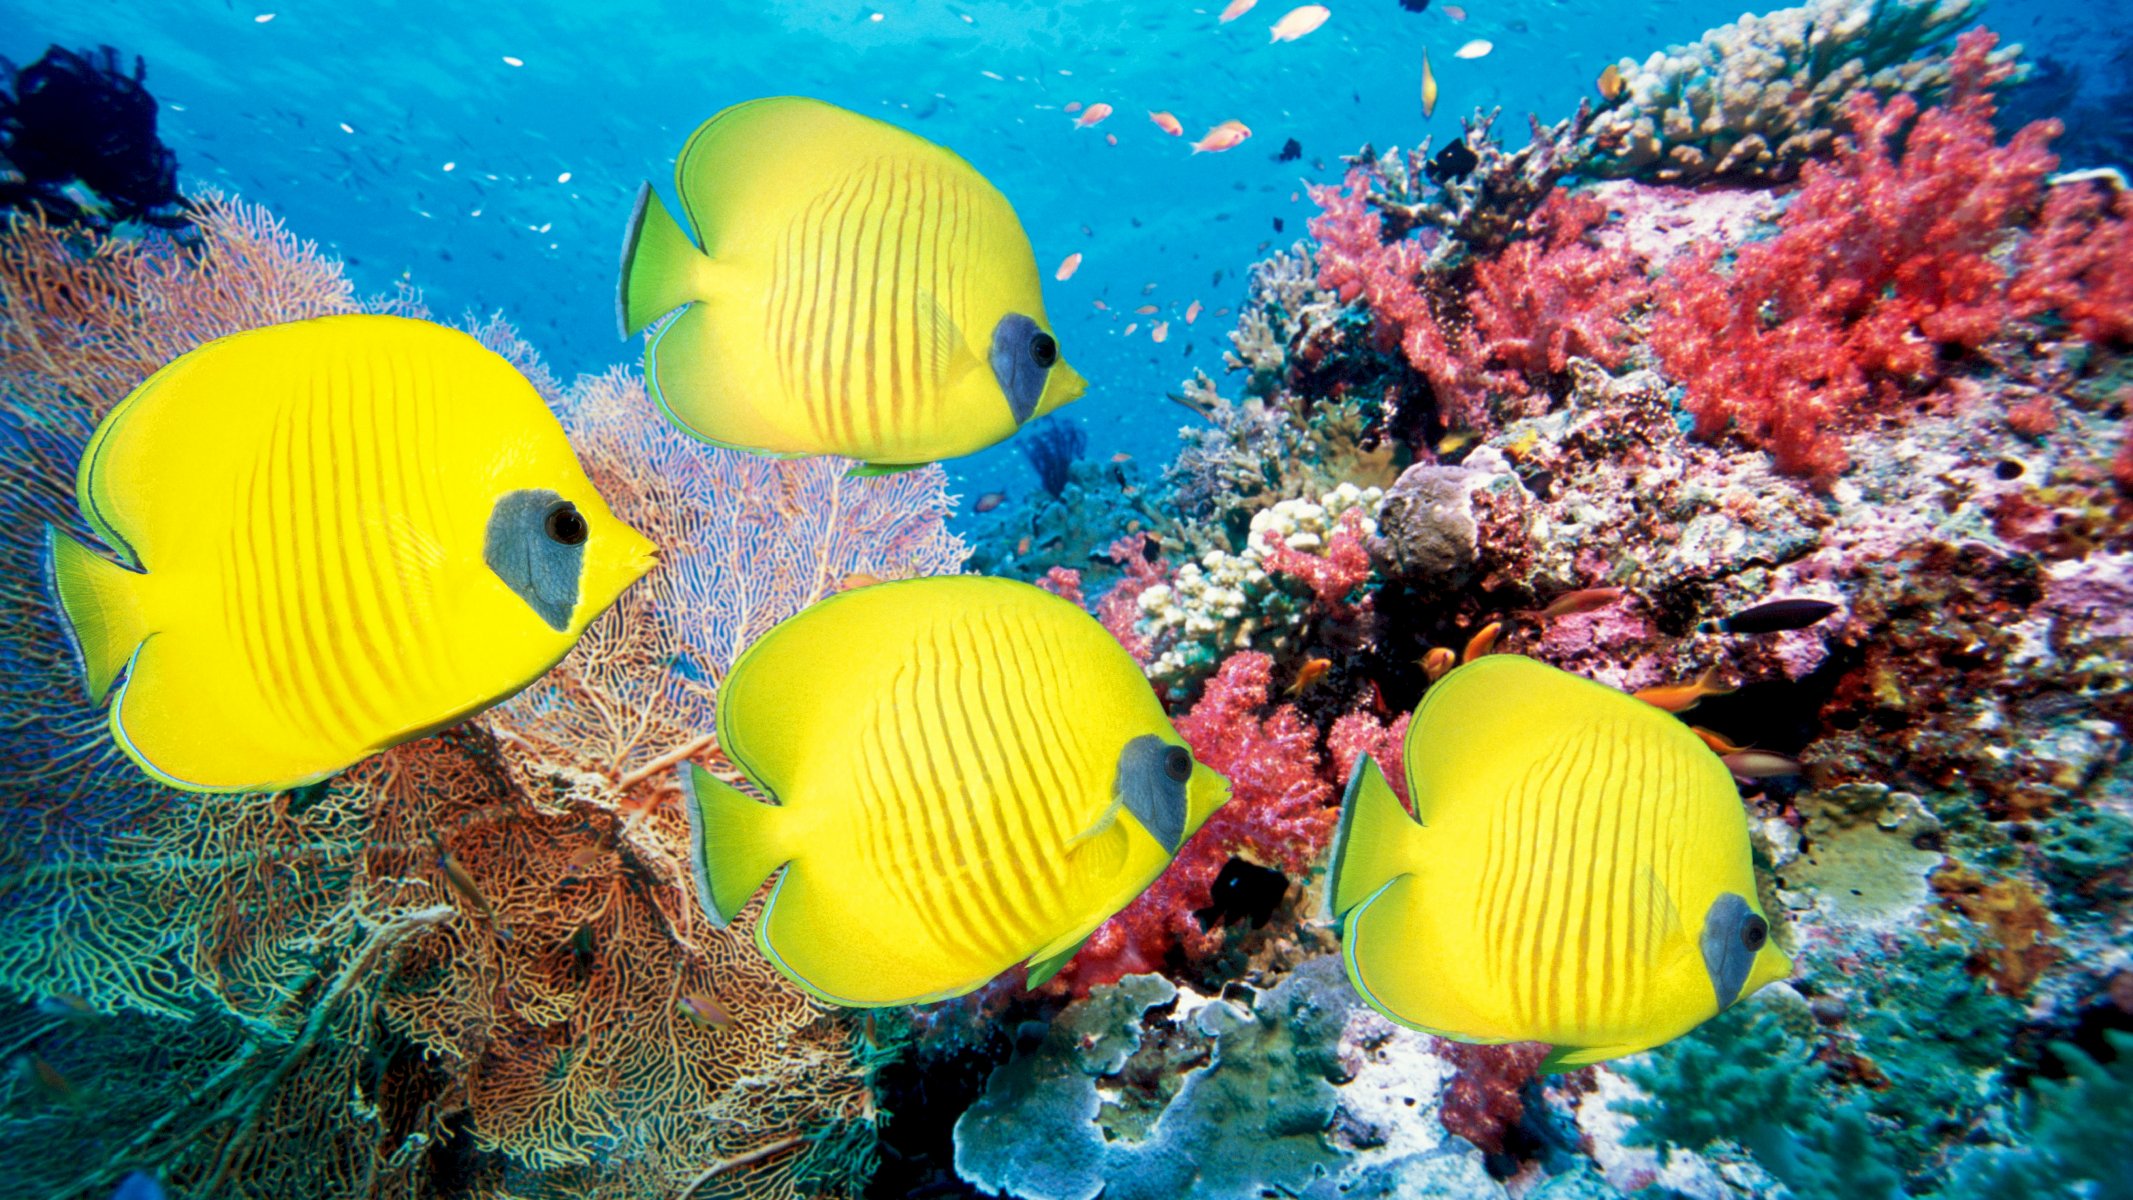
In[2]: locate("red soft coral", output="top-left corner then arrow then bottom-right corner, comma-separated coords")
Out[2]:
1094,533 -> 1168,665
1436,1041 -> 1553,1154
1468,189 -> 1650,399
1257,507 -> 1376,616
2011,182 -> 2133,346
1044,652 -> 1407,994
1652,30 -> 2059,486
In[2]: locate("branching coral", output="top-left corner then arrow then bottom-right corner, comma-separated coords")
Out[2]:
2010,180 -> 2133,346
1652,30 -> 2060,485
0,199 -> 963,1197
1587,0 -> 1994,183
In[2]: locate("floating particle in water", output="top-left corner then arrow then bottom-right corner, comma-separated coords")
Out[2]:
502,55 -> 523,66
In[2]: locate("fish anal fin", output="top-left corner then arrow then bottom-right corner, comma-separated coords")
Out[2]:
1025,931 -> 1094,990
1538,1041 -> 1649,1073
847,461 -> 929,478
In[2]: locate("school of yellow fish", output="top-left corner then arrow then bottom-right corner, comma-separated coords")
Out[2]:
43,88 -> 1793,1066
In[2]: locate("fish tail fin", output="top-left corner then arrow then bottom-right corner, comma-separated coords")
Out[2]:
617,182 -> 711,338
681,763 -> 792,926
1326,755 -> 1424,922
43,525 -> 151,705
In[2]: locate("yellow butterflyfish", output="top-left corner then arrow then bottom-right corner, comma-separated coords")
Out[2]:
617,96 -> 1086,474
1328,655 -> 1791,1071
44,315 -> 655,793
682,576 -> 1229,1007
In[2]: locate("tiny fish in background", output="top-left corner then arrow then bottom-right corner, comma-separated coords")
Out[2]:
618,97 -> 1085,472
1442,3 -> 1467,19
44,316 -> 653,793
1075,102 -> 1113,128
1633,666 -> 1734,713
1015,536 -> 1033,555
1269,5 -> 1331,42
1699,598 -> 1840,635
1277,136 -> 1302,161
1219,0 -> 1258,22
681,577 -> 1229,1006
19,1052 -> 82,1108
1690,726 -> 1747,756
1454,38 -> 1492,58
677,989 -> 736,1031
1328,655 -> 1792,1069
1111,452 -> 1134,464
1723,750 -> 1803,779
841,571 -> 885,590
1192,119 -> 1252,153
1519,587 -> 1626,622
1286,656 -> 1332,696
1424,136 -> 1478,183
1420,47 -> 1438,118
1055,251 -> 1082,280
1149,110 -> 1183,136
974,491 -> 1008,513
1597,62 -> 1625,101
1151,321 -> 1170,343
1461,620 -> 1501,662
1135,304 -> 1160,314
433,831 -> 506,934
1419,646 -> 1457,681
1185,299 -> 1202,323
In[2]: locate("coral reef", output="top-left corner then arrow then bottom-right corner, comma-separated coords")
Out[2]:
1018,416 -> 1088,498
0,198 -> 966,1197
1586,0 -> 1994,184
0,45 -> 187,232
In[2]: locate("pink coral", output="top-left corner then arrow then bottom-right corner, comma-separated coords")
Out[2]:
1094,533 -> 1169,665
1468,189 -> 1650,397
1045,652 -> 1406,994
1035,566 -> 1086,607
2010,182 -> 2133,346
1652,30 -> 2060,486
1435,1041 -> 1553,1154
1258,507 -> 1375,614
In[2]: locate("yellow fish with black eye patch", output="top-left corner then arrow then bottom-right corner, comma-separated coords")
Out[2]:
44,314 -> 655,793
1328,655 -> 1791,1070
683,576 -> 1229,1007
617,96 -> 1087,474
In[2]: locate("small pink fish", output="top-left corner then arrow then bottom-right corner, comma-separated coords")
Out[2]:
1185,299 -> 1202,324
1075,103 -> 1113,128
1219,0 -> 1258,22
1442,4 -> 1467,20
1055,252 -> 1082,281
1135,304 -> 1159,315
1723,750 -> 1803,779
677,990 -> 736,1031
1149,110 -> 1183,136
1192,119 -> 1252,153
1519,587 -> 1627,622
1269,4 -> 1330,42
1064,100 -> 1083,114
1152,321 -> 1170,343
1123,322 -> 1139,336
1105,132 -> 1118,145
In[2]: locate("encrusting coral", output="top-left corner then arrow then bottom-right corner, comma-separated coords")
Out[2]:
0,196 -> 963,1198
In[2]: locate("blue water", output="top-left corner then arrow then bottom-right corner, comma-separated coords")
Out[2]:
2,0 -> 2118,505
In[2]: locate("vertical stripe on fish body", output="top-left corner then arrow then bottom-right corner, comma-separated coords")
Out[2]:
684,577 -> 1229,1006
620,97 -> 1087,469
1329,656 -> 1790,1067
44,316 -> 655,792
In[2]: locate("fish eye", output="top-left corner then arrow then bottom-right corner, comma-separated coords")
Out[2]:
1029,330 -> 1058,369
1162,744 -> 1192,782
1741,914 -> 1768,951
544,502 -> 589,546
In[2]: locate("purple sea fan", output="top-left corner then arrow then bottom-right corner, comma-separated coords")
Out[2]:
492,365 -> 969,800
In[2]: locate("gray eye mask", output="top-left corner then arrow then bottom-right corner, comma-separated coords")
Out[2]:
1699,892 -> 1770,1010
989,312 -> 1057,426
484,488 -> 586,632
1114,734 -> 1193,854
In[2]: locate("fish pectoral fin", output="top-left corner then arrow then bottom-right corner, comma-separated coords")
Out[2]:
1638,865 -> 1692,969
1065,818 -> 1131,886
1538,1041 -> 1649,1073
914,287 -> 981,388
1024,930 -> 1095,990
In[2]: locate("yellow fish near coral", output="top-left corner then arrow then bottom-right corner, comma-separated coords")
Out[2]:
45,315 -> 655,793
1328,655 -> 1791,1069
683,577 -> 1229,1006
618,96 -> 1086,472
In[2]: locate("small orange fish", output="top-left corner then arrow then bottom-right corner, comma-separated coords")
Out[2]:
1055,252 -> 1083,281
1185,299 -> 1202,324
1420,646 -> 1457,681
1135,304 -> 1160,315
677,990 -> 736,1031
1442,4 -> 1467,20
1149,110 -> 1183,136
975,491 -> 1007,513
1461,621 -> 1501,663
1192,120 -> 1252,154
565,843 -> 608,873
1219,0 -> 1257,22
1269,4 -> 1330,42
840,571 -> 884,590
432,833 -> 499,926
1520,587 -> 1627,622
1421,47 -> 1438,119
1598,63 -> 1624,102
1110,452 -> 1133,463
1151,321 -> 1170,343
1075,103 -> 1113,128
1633,666 -> 1734,713
1015,536 -> 1032,555
1286,657 -> 1331,696
1690,726 -> 1748,756
1723,750 -> 1802,779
